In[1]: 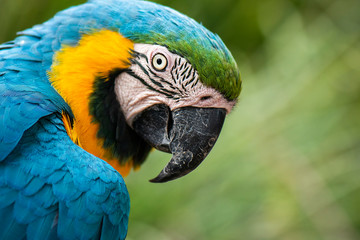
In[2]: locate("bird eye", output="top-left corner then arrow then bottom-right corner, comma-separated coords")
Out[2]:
152,53 -> 168,71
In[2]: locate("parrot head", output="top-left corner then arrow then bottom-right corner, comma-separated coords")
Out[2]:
48,0 -> 242,182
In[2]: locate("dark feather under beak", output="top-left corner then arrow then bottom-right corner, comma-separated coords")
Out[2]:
132,104 -> 226,183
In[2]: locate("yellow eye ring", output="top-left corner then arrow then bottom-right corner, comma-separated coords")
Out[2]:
152,53 -> 168,71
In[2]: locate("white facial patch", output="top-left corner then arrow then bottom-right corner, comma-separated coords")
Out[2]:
115,44 -> 236,125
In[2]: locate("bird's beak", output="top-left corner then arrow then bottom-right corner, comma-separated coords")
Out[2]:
132,104 -> 226,183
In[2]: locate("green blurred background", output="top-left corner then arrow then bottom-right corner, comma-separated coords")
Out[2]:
1,0 -> 359,239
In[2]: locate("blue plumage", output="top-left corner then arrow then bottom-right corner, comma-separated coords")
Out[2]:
0,114 -> 129,239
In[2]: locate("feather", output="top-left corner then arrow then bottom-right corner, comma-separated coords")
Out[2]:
0,205 -> 27,240
0,115 -> 129,239
26,211 -> 58,240
0,187 -> 17,208
100,216 -> 121,240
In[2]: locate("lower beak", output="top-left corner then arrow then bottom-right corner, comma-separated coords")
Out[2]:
133,104 -> 226,183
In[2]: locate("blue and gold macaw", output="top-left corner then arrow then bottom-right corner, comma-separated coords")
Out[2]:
0,0 -> 241,239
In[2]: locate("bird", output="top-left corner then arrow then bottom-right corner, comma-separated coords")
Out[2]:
0,0 -> 242,239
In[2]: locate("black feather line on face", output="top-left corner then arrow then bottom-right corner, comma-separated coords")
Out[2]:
129,57 -> 179,99
89,68 -> 151,167
147,66 -> 177,90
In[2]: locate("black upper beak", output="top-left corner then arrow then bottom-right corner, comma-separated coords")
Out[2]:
132,104 -> 226,183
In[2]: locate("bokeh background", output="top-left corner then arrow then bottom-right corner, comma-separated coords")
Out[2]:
1,0 -> 359,239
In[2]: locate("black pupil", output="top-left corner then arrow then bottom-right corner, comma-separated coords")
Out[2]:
157,58 -> 162,65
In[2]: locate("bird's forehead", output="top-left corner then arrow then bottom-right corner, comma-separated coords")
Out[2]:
134,44 -> 165,54
133,44 -> 174,59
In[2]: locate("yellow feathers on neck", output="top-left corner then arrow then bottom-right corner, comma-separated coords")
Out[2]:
50,30 -> 134,176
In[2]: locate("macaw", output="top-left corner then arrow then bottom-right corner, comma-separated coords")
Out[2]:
0,0 -> 241,239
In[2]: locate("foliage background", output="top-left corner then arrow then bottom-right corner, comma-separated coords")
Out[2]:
1,0 -> 359,239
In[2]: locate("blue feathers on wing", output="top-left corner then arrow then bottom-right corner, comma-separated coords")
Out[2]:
0,114 -> 130,239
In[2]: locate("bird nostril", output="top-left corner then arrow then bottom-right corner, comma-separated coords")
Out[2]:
200,96 -> 212,101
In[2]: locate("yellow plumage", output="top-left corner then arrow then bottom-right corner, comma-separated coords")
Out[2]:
50,30 -> 134,176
